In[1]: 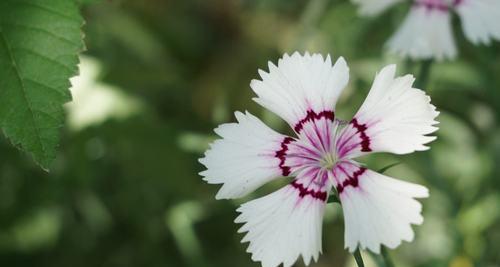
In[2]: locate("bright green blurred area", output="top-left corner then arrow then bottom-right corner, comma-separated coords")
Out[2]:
1,0 -> 499,266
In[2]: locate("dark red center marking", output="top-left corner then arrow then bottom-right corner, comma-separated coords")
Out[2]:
294,110 -> 335,133
336,167 -> 366,194
291,181 -> 327,201
351,118 -> 371,152
414,0 -> 448,11
275,137 -> 294,176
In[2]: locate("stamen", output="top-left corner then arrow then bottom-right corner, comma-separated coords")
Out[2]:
320,152 -> 337,170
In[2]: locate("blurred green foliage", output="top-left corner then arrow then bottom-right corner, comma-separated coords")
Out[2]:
1,0 -> 500,267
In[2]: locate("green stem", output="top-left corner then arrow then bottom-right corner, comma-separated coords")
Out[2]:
353,249 -> 365,267
293,0 -> 328,50
327,193 -> 340,203
414,59 -> 433,90
381,246 -> 395,267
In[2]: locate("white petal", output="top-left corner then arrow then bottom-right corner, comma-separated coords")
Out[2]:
351,0 -> 403,16
332,161 -> 428,253
455,0 -> 500,45
251,52 -> 349,131
199,111 -> 290,199
236,174 -> 330,267
387,5 -> 457,61
336,64 -> 439,158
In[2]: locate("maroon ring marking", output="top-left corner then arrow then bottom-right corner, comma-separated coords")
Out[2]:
351,118 -> 372,152
275,137 -> 294,176
291,180 -> 327,201
414,1 -> 448,11
294,110 -> 335,133
336,167 -> 366,194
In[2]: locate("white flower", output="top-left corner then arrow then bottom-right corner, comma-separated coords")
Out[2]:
352,0 -> 500,60
455,0 -> 500,45
387,2 -> 457,61
199,52 -> 439,267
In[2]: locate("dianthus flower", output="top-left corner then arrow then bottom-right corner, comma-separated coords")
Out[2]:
200,52 -> 439,267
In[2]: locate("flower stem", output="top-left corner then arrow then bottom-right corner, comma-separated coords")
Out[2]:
414,59 -> 433,90
353,249 -> 365,267
293,0 -> 328,50
381,246 -> 395,267
327,192 -> 340,203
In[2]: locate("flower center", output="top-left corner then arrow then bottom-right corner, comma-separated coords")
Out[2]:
320,152 -> 337,170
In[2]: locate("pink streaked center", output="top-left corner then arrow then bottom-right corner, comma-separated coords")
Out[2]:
274,109 -> 372,200
414,0 -> 449,11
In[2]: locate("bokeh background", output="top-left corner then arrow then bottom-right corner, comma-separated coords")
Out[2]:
1,0 -> 500,266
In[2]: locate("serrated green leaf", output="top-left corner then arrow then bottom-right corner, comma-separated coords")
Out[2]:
0,0 -> 84,170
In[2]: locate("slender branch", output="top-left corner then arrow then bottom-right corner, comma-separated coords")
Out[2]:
414,59 -> 434,90
353,249 -> 365,267
381,246 -> 395,267
292,0 -> 329,50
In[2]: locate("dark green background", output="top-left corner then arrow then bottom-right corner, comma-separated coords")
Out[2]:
1,0 -> 499,266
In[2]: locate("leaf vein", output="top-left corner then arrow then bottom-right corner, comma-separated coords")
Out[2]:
3,21 -> 81,47
32,108 -> 62,123
14,46 -> 74,73
6,0 -> 81,23
0,26 -> 47,158
24,78 -> 69,100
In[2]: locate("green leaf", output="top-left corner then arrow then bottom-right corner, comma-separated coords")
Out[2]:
377,162 -> 401,174
0,0 -> 84,170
